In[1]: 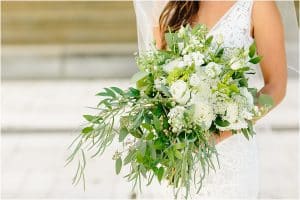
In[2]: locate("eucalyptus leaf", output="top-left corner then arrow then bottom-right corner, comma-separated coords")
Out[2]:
258,94 -> 274,107
115,157 -> 122,174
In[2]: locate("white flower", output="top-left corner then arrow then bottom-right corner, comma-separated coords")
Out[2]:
190,73 -> 201,87
170,80 -> 190,105
192,100 -> 215,130
205,62 -> 223,78
240,109 -> 253,120
240,87 -> 254,106
154,78 -> 166,91
168,106 -> 186,133
191,52 -> 205,67
163,58 -> 186,73
224,102 -> 239,123
230,58 -> 244,70
191,35 -> 200,45
183,54 -> 194,66
178,42 -> 184,52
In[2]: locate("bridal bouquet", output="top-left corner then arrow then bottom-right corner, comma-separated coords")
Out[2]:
66,24 -> 273,198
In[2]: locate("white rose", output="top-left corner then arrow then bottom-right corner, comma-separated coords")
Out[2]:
205,62 -> 223,78
192,52 -> 205,67
163,58 -> 187,73
170,80 -> 190,105
230,58 -> 244,70
192,100 -> 215,130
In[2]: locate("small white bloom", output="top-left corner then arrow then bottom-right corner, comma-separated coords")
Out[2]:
240,87 -> 254,106
170,80 -> 190,105
215,34 -> 224,44
190,73 -> 201,87
183,54 -> 194,66
224,102 -> 239,123
154,78 -> 162,91
241,109 -> 253,120
178,42 -> 184,52
168,106 -> 186,133
163,58 -> 186,73
192,52 -> 205,67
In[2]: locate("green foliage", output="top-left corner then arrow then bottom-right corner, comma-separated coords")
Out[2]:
67,23 -> 264,199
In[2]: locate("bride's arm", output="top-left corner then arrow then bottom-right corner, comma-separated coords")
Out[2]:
252,1 -> 287,107
213,2 -> 287,144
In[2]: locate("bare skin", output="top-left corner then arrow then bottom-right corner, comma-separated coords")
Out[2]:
154,1 -> 287,144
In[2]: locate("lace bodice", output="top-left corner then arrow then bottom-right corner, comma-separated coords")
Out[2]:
197,0 -> 260,198
209,0 -> 254,48
140,1 -> 260,198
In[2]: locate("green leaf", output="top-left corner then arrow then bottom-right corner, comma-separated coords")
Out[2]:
153,139 -> 164,150
115,157 -> 122,174
131,71 -> 149,83
81,126 -> 93,134
139,142 -> 147,156
174,142 -> 185,149
145,132 -> 155,140
258,94 -> 274,107
83,115 -> 100,123
241,128 -> 249,140
174,150 -> 183,159
216,48 -> 224,58
130,130 -> 143,139
119,127 -> 129,142
205,35 -> 213,46
249,56 -> 262,64
153,115 -> 162,132
165,32 -> 175,49
215,116 -> 230,127
128,87 -> 140,97
160,85 -> 171,97
157,167 -> 164,183
110,87 -> 124,95
104,88 -> 116,98
248,42 -> 256,58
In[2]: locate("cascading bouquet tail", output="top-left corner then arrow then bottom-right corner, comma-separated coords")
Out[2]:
66,24 -> 273,198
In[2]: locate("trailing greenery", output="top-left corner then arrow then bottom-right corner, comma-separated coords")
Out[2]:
66,24 -> 273,199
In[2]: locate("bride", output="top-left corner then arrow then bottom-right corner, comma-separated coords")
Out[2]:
134,0 -> 289,198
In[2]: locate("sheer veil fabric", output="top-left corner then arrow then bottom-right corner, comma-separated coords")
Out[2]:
132,0 -> 298,198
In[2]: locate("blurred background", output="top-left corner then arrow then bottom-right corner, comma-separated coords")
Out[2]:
1,1 -> 299,199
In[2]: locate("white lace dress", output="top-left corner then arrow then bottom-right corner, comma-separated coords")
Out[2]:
140,0 -> 260,199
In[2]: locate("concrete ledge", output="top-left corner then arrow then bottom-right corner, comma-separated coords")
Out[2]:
2,44 -> 138,79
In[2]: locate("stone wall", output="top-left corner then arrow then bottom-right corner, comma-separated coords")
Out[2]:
2,1 -> 137,44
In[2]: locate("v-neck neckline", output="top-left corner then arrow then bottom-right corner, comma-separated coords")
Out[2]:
193,0 -> 240,33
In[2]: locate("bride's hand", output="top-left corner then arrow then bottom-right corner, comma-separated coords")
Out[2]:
212,131 -> 233,144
